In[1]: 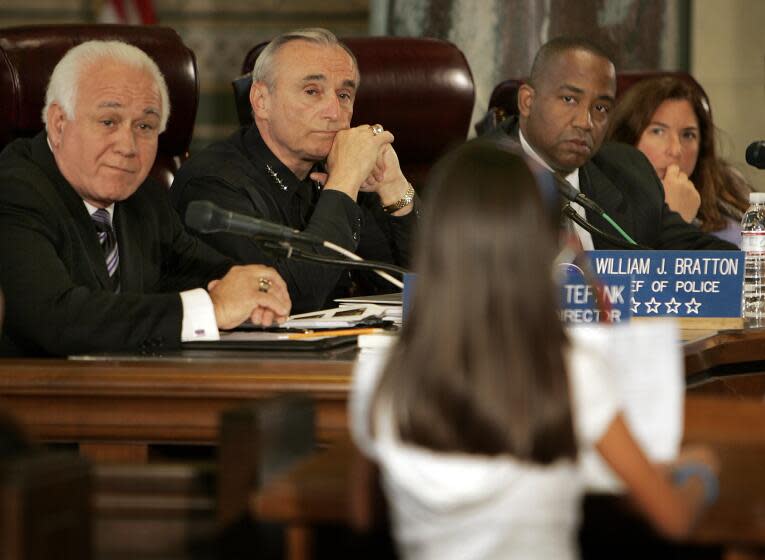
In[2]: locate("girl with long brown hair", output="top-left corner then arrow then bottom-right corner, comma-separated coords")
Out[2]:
351,139 -> 718,559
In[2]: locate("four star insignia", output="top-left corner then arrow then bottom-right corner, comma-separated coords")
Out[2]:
586,295 -> 707,317
580,278 -> 715,317
627,297 -> 706,316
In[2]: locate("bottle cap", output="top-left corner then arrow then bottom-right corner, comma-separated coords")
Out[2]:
750,192 -> 765,204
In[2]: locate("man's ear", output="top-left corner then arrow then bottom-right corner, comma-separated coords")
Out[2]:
249,81 -> 270,120
517,83 -> 535,118
46,103 -> 67,149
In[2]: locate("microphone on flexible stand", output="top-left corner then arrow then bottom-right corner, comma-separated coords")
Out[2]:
185,200 -> 324,245
552,172 -> 606,216
501,136 -> 640,247
563,205 -> 649,249
184,200 -> 405,288
553,173 -> 642,248
746,141 -> 765,169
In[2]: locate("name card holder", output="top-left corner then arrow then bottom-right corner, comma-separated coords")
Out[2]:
560,263 -> 631,325
588,250 -> 744,332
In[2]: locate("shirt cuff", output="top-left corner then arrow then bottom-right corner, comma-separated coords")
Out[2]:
180,288 -> 220,341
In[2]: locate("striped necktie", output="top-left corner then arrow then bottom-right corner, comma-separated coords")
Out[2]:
91,208 -> 120,292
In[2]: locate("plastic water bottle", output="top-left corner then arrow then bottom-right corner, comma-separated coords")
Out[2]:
741,192 -> 765,327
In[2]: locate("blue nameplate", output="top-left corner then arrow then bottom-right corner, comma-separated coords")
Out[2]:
588,251 -> 744,317
559,263 -> 632,323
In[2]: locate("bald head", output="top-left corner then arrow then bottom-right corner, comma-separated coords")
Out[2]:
528,37 -> 614,90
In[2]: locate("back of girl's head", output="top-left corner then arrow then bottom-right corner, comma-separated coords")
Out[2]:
374,139 -> 576,463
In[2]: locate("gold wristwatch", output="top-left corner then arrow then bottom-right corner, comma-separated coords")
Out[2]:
382,183 -> 415,213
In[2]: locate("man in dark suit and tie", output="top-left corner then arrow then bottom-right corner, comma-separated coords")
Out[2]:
0,40 -> 290,357
492,37 -> 736,251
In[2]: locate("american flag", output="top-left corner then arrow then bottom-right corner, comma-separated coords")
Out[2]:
99,0 -> 157,24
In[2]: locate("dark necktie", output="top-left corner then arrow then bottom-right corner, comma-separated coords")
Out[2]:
562,204 -> 585,254
91,208 -> 120,292
555,172 -> 586,252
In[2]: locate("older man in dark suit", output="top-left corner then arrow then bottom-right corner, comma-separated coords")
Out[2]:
492,37 -> 736,251
0,40 -> 290,357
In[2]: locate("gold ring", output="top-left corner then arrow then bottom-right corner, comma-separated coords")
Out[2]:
371,124 -> 384,136
258,277 -> 272,293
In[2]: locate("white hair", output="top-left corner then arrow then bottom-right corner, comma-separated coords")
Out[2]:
42,40 -> 170,132
252,28 -> 358,90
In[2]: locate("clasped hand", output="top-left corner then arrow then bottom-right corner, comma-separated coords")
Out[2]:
208,265 -> 291,329
311,124 -> 408,204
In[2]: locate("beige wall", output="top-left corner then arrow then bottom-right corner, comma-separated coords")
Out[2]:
692,0 -> 765,191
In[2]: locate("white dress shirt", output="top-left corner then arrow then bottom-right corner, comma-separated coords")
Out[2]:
518,129 -> 595,250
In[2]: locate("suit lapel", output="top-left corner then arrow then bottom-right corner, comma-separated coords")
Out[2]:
113,202 -> 143,292
580,161 -> 635,248
32,134 -> 113,290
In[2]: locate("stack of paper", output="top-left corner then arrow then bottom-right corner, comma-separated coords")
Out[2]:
281,302 -> 401,330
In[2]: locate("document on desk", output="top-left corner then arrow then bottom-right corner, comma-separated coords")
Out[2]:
280,304 -> 399,329
334,292 -> 402,306
569,319 -> 684,492
219,328 -> 386,341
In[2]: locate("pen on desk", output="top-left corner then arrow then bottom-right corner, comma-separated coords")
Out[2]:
287,327 -> 386,339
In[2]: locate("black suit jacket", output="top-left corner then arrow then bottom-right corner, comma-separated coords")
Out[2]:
495,117 -> 737,250
171,125 -> 417,313
0,133 -> 233,357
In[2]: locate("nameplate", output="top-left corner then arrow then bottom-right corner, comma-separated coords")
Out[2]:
560,264 -> 632,324
589,250 -> 744,318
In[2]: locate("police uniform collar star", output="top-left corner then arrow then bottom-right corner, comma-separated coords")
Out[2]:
265,164 -> 288,191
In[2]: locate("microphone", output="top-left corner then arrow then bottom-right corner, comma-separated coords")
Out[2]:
556,170 -> 641,248
563,205 -> 648,249
552,173 -> 606,215
746,141 -> 765,169
185,200 -> 323,245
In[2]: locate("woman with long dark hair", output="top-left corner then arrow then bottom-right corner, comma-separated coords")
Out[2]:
351,139 -> 718,559
608,76 -> 751,246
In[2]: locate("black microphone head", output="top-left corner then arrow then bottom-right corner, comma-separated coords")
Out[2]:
185,200 -> 227,233
746,141 -> 765,169
551,172 -> 579,203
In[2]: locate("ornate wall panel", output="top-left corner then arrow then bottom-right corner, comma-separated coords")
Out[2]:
386,0 -> 688,133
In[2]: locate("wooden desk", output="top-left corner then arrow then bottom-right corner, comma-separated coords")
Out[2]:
684,328 -> 765,403
0,349 -> 355,462
684,397 -> 765,546
0,331 -> 761,557
1,328 -> 765,459
1,328 -> 765,462
685,328 -> 765,384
